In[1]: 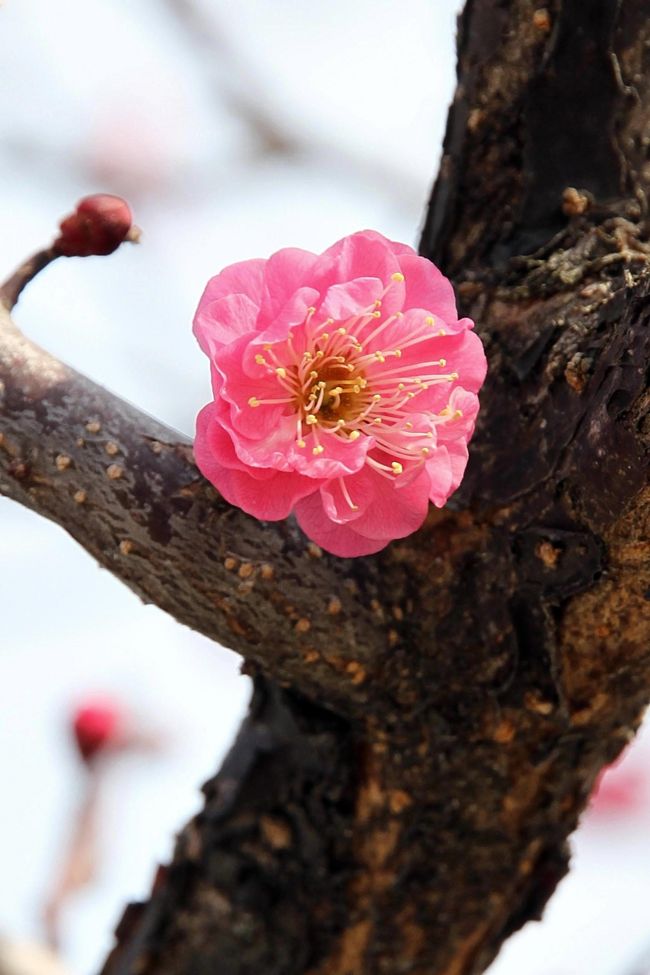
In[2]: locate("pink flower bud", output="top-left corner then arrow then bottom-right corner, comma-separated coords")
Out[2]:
54,194 -> 133,257
72,699 -> 121,763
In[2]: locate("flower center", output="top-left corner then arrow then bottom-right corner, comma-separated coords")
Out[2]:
248,275 -> 463,489
296,357 -> 368,426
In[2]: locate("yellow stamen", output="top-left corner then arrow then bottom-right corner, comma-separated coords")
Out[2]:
391,272 -> 405,282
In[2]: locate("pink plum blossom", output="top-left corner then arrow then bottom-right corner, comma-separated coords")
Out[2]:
193,230 -> 487,557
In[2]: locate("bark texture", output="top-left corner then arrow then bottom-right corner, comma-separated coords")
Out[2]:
1,2 -> 649,974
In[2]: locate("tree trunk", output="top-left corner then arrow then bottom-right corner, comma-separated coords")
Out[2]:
1,2 -> 649,974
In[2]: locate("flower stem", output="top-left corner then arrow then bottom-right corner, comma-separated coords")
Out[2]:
0,246 -> 59,311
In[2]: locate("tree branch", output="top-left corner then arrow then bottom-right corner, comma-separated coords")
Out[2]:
96,269 -> 650,974
0,247 -> 57,311
101,677 -> 357,975
420,0 -> 650,272
0,306 -> 389,712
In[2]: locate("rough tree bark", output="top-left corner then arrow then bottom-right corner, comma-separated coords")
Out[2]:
1,1 -> 648,974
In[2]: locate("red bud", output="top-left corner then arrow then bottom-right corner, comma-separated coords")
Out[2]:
72,699 -> 121,763
54,194 -> 133,257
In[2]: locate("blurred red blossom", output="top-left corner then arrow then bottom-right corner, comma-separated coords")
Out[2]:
589,752 -> 646,816
72,698 -> 123,764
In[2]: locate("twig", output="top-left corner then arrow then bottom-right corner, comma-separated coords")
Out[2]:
42,776 -> 101,950
0,247 -> 58,312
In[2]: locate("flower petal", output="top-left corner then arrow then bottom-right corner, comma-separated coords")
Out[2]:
306,231 -> 405,315
194,405 -> 316,519
252,287 -> 320,347
294,493 -> 391,557
287,430 -> 371,479
194,293 -> 260,356
259,247 -> 319,321
436,388 -> 481,445
425,446 -> 455,506
213,335 -> 288,441
193,231 -> 487,556
340,466 -> 431,541
396,253 -> 459,322
200,258 -> 265,304
445,440 -> 470,496
318,278 -> 384,323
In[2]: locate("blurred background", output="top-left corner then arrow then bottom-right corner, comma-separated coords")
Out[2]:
0,2 -> 649,974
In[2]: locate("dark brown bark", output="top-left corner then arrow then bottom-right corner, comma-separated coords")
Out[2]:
1,2 -> 649,974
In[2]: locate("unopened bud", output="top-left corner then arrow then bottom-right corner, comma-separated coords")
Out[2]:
72,698 -> 121,763
54,194 -> 134,257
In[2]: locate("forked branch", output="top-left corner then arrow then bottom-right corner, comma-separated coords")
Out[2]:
1,1 -> 649,974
